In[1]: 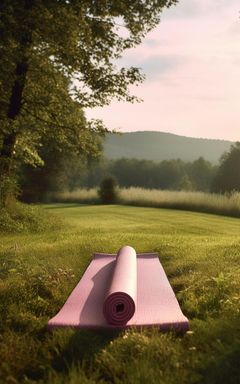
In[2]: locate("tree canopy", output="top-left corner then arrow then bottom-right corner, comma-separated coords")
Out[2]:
212,142 -> 240,193
0,0 -> 177,204
20,156 -> 218,202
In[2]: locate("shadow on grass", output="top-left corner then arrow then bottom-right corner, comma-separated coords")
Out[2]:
45,204 -> 87,209
52,328 -> 120,373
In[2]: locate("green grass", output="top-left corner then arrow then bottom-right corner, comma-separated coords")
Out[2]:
53,188 -> 240,218
0,204 -> 240,383
0,201 -> 64,233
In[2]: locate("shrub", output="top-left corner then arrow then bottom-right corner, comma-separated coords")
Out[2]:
98,177 -> 119,204
0,176 -> 20,208
0,202 -> 63,233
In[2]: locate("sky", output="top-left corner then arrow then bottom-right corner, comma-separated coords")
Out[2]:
86,0 -> 240,141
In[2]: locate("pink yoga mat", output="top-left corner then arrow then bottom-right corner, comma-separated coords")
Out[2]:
103,246 -> 137,325
48,247 -> 189,331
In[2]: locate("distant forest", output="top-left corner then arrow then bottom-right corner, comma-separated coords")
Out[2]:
21,156 -> 217,202
86,157 -> 217,190
20,140 -> 240,202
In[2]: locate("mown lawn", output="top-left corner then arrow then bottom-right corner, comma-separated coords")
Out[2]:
0,204 -> 239,384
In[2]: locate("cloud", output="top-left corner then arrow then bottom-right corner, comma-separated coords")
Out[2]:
164,0 -> 239,20
87,0 -> 240,142
143,38 -> 167,48
163,0 -> 201,19
138,54 -> 187,80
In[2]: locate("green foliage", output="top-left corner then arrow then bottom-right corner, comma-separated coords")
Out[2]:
98,177 -> 119,204
0,201 -> 63,233
0,175 -> 19,208
187,157 -> 216,191
0,0 -> 177,181
177,174 -> 194,191
53,157 -> 215,192
0,204 -> 239,383
108,157 -> 216,191
212,142 -> 240,193
108,158 -> 187,190
19,144 -> 92,203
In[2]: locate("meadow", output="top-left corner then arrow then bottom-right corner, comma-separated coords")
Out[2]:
54,187 -> 240,218
0,204 -> 240,383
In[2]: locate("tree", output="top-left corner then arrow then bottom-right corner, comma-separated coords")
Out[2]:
19,138 -> 90,202
187,157 -> 216,191
212,142 -> 240,193
157,159 -> 184,189
98,177 -> 119,204
0,0 -> 177,206
176,174 -> 194,191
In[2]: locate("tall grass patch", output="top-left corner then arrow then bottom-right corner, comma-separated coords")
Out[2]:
0,201 -> 64,233
53,188 -> 99,204
53,187 -> 240,218
119,188 -> 240,217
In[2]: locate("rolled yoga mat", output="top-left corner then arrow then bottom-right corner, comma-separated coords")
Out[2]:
48,246 -> 189,331
103,246 -> 136,325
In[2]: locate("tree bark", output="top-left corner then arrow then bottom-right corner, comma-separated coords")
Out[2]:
0,0 -> 33,178
0,61 -> 29,175
0,0 -> 33,206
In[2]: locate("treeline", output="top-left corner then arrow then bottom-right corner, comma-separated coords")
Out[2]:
20,142 -> 240,202
20,155 -> 217,201
86,157 -> 217,191
1,1 -> 172,209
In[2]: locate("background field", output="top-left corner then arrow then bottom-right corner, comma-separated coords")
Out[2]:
0,204 -> 240,383
54,188 -> 240,218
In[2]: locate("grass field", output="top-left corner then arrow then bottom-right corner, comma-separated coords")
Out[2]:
54,188 -> 240,218
0,204 -> 240,383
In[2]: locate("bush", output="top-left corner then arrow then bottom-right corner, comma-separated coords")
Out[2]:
0,202 -> 63,233
0,176 -> 20,208
98,177 -> 119,204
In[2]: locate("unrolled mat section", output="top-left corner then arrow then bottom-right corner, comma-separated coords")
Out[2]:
48,246 -> 189,331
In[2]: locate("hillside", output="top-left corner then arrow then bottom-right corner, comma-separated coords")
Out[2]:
104,131 -> 233,164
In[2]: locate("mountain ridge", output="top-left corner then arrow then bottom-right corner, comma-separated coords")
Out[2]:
103,131 -> 233,164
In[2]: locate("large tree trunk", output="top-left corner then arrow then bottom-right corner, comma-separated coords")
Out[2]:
0,0 -> 33,205
0,59 -> 29,207
0,60 -> 29,176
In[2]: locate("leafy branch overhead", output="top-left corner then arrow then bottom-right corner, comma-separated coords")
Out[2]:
0,0 -> 178,182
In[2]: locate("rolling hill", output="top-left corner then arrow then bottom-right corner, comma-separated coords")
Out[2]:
103,131 -> 233,164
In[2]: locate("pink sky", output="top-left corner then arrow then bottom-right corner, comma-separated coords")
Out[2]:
86,0 -> 240,141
